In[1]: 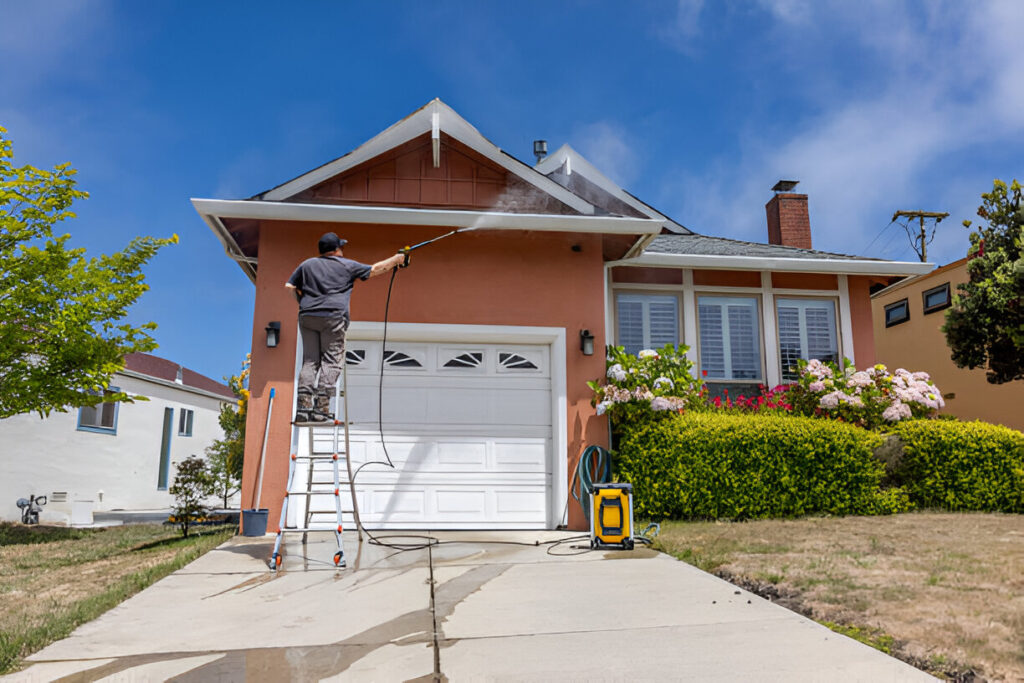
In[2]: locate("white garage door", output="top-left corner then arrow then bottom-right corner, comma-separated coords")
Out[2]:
294,340 -> 553,530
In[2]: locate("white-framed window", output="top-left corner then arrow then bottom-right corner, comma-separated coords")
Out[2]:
776,298 -> 839,381
77,388 -> 119,435
697,296 -> 762,382
178,408 -> 194,437
615,292 -> 680,355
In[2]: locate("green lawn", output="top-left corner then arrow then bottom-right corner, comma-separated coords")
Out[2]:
0,522 -> 234,674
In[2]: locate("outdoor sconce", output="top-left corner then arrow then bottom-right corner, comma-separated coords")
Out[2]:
580,329 -> 595,356
265,321 -> 281,348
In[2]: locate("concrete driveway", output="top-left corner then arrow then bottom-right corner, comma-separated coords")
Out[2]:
8,531 -> 933,681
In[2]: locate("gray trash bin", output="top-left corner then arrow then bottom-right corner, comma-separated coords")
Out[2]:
241,508 -> 269,537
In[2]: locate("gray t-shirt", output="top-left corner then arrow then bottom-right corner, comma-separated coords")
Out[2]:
288,255 -> 372,318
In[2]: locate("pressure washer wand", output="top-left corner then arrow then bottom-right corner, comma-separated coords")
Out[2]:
397,226 -> 476,267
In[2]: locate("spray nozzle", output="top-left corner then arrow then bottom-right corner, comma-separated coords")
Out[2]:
398,247 -> 411,268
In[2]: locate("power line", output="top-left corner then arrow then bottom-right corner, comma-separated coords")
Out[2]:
891,210 -> 949,262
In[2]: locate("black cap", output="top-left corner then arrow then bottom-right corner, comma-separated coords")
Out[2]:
318,232 -> 347,254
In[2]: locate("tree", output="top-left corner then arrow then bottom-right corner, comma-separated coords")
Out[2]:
169,456 -> 214,538
205,355 -> 249,507
943,179 -> 1024,384
0,126 -> 177,418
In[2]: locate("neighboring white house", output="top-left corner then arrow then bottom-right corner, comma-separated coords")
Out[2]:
0,353 -> 236,525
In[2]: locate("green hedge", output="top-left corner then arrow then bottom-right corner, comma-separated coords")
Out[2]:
616,412 -> 909,520
889,420 -> 1024,512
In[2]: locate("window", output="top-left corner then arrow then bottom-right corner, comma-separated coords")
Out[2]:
615,293 -> 679,355
77,389 -> 119,434
178,408 -> 194,437
922,282 -> 951,314
697,296 -> 762,382
776,298 -> 839,381
885,299 -> 910,327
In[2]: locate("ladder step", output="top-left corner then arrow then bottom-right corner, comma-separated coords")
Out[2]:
278,526 -> 343,534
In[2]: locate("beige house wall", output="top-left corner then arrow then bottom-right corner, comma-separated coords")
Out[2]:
871,259 -> 1024,431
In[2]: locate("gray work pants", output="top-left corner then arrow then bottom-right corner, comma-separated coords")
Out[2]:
297,314 -> 349,396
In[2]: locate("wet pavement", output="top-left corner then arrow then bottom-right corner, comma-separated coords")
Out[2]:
6,530 -> 935,681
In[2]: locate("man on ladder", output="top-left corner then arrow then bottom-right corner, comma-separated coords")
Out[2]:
286,232 -> 405,423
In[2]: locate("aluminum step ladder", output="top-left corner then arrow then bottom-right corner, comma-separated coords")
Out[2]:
269,363 -> 361,570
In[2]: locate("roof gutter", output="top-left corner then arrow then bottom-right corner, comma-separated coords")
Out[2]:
609,252 -> 934,277
118,369 -> 235,402
197,210 -> 258,282
191,198 -> 663,235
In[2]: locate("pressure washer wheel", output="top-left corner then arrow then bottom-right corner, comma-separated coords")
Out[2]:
333,552 -> 345,568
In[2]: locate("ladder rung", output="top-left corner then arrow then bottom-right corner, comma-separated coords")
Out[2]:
278,526 -> 343,533
292,455 -> 346,461
286,491 -> 340,497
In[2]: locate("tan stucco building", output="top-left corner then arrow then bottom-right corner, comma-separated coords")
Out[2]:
872,258 -> 1024,431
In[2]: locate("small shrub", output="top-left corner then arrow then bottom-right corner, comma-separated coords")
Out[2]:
889,420 -> 1024,512
169,456 -> 214,537
617,411 -> 908,520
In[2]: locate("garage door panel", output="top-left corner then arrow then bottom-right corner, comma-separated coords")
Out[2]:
298,337 -> 553,529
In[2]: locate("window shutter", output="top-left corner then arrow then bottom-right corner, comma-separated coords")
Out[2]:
727,303 -> 761,379
648,300 -> 678,350
778,305 -> 802,381
617,298 -> 645,355
805,306 -> 837,363
698,302 -> 725,378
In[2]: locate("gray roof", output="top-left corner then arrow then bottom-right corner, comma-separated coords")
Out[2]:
646,233 -> 884,261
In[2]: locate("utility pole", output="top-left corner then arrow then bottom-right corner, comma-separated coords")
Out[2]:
891,210 -> 949,262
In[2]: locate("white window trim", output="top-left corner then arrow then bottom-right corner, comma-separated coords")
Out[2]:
298,321 -> 569,529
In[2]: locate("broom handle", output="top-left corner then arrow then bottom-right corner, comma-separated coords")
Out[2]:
253,387 -> 274,509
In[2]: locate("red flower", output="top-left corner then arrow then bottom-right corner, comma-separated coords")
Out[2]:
713,397 -> 722,407
702,370 -> 708,377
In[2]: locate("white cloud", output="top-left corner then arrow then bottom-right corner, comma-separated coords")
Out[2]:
657,0 -> 706,53
660,0 -> 1024,264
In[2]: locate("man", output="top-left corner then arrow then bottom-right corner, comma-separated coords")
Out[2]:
286,232 -> 405,423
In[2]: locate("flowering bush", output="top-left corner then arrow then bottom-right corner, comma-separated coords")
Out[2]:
789,359 -> 944,429
588,344 -> 703,424
709,383 -> 793,413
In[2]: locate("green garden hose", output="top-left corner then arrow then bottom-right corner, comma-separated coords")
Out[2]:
571,444 -> 612,522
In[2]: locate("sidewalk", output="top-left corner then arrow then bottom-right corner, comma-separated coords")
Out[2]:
7,531 -> 934,681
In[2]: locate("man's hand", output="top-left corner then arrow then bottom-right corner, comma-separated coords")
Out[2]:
285,282 -> 302,301
369,253 -> 407,278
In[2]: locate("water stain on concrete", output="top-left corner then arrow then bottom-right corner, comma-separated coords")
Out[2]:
48,561 -> 511,682
603,548 -> 659,560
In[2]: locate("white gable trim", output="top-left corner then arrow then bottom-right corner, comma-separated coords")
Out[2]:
259,99 -> 595,215
192,198 -> 661,235
535,144 -> 673,224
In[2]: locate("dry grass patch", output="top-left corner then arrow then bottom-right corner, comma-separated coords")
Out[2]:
0,522 -> 234,674
655,512 -> 1024,682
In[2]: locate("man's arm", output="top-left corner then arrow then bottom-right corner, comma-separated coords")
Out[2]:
285,282 -> 302,301
368,253 -> 406,278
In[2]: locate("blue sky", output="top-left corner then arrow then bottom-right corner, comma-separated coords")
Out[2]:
2,1 -> 1022,382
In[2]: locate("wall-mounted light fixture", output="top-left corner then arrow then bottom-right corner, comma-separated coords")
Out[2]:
265,321 -> 281,348
580,329 -> 595,356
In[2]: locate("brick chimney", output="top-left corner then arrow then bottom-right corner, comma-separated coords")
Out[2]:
765,180 -> 812,249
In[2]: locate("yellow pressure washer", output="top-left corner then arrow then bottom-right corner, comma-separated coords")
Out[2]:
589,482 -> 635,550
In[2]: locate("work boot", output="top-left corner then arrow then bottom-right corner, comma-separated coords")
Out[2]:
294,388 -> 314,424
311,388 -> 334,423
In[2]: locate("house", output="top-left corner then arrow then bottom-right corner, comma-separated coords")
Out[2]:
0,353 -> 235,525
872,258 -> 1024,431
192,99 -> 930,531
